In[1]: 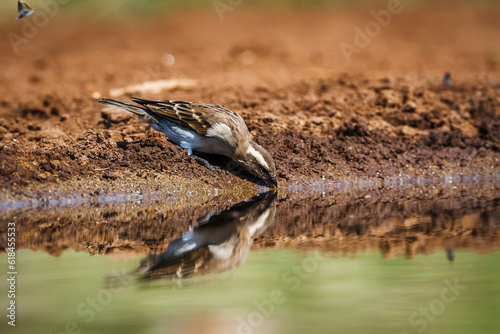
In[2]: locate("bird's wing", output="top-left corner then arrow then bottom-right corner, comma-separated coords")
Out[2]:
146,247 -> 213,279
131,98 -> 245,136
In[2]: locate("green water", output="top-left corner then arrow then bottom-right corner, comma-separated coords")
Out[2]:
1,249 -> 499,334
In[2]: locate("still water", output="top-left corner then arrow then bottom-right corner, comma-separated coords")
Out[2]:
1,175 -> 499,334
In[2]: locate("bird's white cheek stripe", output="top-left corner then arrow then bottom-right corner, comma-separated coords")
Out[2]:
248,209 -> 271,236
247,145 -> 269,169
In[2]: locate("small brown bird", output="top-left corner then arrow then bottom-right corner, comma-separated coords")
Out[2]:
99,97 -> 277,187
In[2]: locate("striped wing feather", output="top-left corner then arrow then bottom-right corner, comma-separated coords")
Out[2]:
131,98 -> 244,136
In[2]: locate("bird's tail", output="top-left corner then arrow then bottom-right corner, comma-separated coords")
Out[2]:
98,98 -> 147,116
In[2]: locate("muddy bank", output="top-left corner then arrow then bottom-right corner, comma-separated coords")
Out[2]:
1,77 -> 499,202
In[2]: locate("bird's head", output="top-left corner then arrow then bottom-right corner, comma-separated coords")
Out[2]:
237,142 -> 277,188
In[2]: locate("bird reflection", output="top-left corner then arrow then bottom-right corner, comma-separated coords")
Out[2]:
138,191 -> 276,280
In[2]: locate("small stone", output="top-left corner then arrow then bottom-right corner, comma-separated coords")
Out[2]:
403,101 -> 417,113
400,125 -> 424,137
50,160 -> 61,170
27,123 -> 41,131
78,155 -> 89,166
102,170 -> 119,180
3,133 -> 13,140
375,89 -> 401,107
311,117 -> 323,125
36,173 -> 47,181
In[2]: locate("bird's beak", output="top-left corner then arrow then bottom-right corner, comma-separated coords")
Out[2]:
265,176 -> 278,189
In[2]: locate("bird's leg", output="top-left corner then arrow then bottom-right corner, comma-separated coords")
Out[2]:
188,150 -> 224,172
192,155 -> 224,172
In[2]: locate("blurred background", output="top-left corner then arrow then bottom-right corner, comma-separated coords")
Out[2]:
1,0 -> 499,94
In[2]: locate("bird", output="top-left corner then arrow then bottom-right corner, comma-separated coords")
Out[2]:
16,0 -> 34,20
446,247 -> 455,262
137,191 -> 276,280
443,72 -> 453,87
98,97 -> 277,188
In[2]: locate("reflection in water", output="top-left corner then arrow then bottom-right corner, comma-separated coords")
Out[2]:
1,178 -> 499,259
137,191 -> 276,280
446,247 -> 455,262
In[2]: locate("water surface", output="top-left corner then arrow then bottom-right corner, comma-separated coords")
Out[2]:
1,175 -> 499,334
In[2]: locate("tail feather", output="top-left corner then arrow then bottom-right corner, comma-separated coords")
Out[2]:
98,98 -> 146,116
